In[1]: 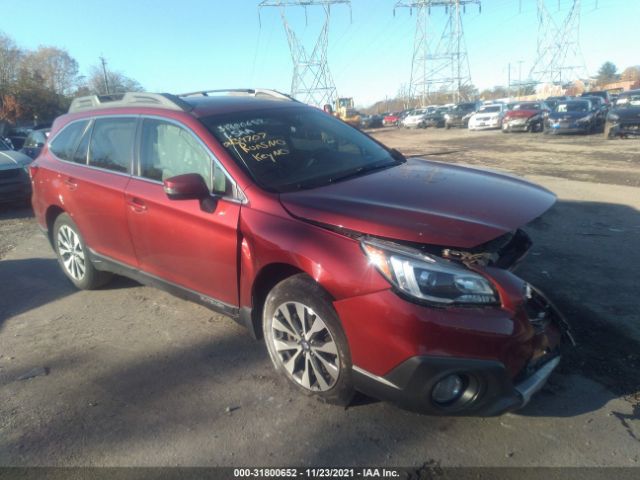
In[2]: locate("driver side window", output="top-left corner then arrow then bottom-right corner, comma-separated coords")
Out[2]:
140,118 -> 228,193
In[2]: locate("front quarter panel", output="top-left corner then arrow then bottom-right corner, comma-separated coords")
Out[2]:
238,196 -> 390,308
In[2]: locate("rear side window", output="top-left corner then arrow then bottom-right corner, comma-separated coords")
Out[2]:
88,117 -> 136,173
49,121 -> 89,161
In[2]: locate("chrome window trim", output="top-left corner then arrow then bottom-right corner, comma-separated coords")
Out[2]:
137,114 -> 244,202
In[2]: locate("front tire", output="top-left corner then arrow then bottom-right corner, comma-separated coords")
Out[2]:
263,274 -> 354,406
53,213 -> 112,290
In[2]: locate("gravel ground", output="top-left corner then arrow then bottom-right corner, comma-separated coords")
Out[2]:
0,128 -> 638,467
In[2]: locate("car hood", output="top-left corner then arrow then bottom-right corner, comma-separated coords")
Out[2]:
472,111 -> 500,118
612,107 -> 640,120
449,111 -> 473,119
506,109 -> 540,119
0,150 -> 31,169
280,158 -> 556,248
549,111 -> 589,120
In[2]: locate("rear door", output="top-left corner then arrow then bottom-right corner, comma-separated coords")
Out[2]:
48,117 -> 138,266
124,117 -> 241,307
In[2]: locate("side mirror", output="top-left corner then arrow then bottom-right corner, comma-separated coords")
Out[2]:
163,173 -> 210,200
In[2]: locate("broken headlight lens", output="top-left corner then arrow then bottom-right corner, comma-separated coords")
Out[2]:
361,239 -> 498,305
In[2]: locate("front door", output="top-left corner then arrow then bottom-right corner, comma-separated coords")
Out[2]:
124,117 -> 240,307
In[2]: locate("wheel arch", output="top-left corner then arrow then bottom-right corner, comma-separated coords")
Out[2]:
45,205 -> 66,247
243,262 -> 307,340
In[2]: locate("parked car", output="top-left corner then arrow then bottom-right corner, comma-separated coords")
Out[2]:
546,99 -> 598,134
20,128 -> 50,159
361,114 -> 383,129
383,112 -> 401,126
444,102 -> 480,129
401,109 -> 429,128
6,127 -> 32,150
423,106 -> 450,128
604,89 -> 640,139
580,90 -> 611,105
31,89 -> 570,415
544,96 -> 570,111
468,104 -> 505,130
579,96 -> 607,131
0,137 -> 33,204
501,102 -> 550,133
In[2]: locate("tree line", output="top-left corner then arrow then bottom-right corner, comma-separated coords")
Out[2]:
0,31 -> 143,126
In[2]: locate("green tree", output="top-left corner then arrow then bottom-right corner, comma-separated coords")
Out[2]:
596,61 -> 618,85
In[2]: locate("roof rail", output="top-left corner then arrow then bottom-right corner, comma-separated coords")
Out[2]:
68,92 -> 193,113
178,88 -> 299,103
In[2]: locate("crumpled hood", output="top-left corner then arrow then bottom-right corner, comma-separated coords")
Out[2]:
280,158 -> 556,248
0,150 -> 32,170
505,109 -> 540,119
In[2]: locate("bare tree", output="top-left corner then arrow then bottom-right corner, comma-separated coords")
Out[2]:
0,33 -> 23,95
84,62 -> 144,95
21,46 -> 80,96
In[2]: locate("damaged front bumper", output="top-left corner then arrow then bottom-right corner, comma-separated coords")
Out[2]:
607,121 -> 640,137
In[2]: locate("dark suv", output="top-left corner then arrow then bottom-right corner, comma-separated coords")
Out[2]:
31,89 -> 570,415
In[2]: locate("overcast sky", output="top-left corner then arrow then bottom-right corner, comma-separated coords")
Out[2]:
2,0 -> 637,106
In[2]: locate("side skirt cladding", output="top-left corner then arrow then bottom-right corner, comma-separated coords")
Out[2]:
88,249 -> 247,325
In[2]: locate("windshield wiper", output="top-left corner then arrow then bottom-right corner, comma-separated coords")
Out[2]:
326,159 -> 400,185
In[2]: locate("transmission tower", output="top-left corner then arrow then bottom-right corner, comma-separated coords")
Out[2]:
528,0 -> 588,85
394,1 -> 480,105
258,0 -> 351,107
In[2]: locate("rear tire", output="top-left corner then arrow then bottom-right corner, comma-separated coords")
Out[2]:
263,274 -> 354,406
53,213 -> 112,290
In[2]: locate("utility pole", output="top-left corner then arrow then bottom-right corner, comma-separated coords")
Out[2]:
394,0 -> 481,106
99,55 -> 110,95
528,0 -> 587,86
508,62 -> 511,97
258,0 -> 351,107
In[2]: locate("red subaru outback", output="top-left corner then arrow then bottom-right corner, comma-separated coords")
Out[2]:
30,89 -> 570,414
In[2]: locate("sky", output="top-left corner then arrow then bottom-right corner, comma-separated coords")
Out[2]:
1,0 -> 637,107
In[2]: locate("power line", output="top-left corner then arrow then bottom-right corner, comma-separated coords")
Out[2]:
394,1 -> 481,105
258,0 -> 351,107
528,0 -> 588,85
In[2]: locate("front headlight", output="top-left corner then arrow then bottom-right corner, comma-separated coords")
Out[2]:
577,114 -> 593,123
361,239 -> 498,305
607,113 -> 619,122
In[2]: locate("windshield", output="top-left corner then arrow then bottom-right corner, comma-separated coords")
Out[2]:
454,103 -> 476,112
203,107 -> 401,193
478,105 -> 501,113
555,101 -> 590,113
615,94 -> 640,108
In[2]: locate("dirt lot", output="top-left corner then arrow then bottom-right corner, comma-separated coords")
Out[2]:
0,128 -> 639,467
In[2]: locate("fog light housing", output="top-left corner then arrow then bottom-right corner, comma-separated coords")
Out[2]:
432,374 -> 464,405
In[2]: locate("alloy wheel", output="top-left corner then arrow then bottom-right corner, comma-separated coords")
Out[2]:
57,225 -> 86,280
269,301 -> 340,392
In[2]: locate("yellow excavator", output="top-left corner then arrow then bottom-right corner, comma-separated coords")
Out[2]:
325,97 -> 361,128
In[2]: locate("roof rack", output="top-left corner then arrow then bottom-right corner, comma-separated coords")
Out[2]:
68,92 -> 193,113
178,88 -> 299,102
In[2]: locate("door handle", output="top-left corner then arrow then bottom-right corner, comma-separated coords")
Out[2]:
64,177 -> 78,190
127,197 -> 148,213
